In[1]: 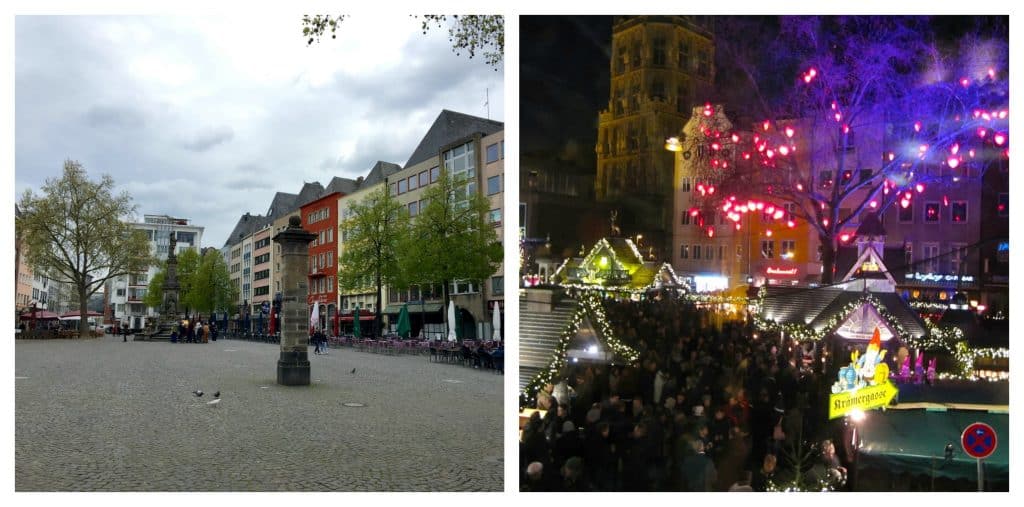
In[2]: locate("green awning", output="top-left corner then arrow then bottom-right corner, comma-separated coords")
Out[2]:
858,409 -> 1008,482
382,303 -> 443,315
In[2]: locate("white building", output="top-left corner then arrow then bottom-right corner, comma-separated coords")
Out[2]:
107,214 -> 204,329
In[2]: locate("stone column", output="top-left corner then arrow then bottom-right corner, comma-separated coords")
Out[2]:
273,216 -> 316,386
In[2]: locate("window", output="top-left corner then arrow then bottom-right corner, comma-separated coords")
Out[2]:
397,179 -> 407,194
697,49 -> 711,77
486,143 -> 500,163
327,228 -> 333,242
443,142 -> 476,180
676,84 -> 690,114
950,201 -> 967,223
408,175 -> 418,191
652,37 -> 666,66
922,243 -> 940,273
761,240 -> 775,259
487,175 -> 501,195
718,245 -> 724,260
491,276 -> 504,295
904,243 -> 913,269
255,253 -> 270,265
489,209 -> 502,226
998,193 -> 1008,216
950,243 -> 966,275
116,288 -> 126,297
430,166 -> 440,183
784,203 -> 797,222
651,79 -> 665,100
762,209 -> 774,223
819,170 -> 833,189
254,286 -> 270,297
389,183 -> 398,196
898,201 -> 914,223
681,211 -> 691,226
680,177 -> 691,192
254,237 -> 271,249
705,245 -> 713,259
693,244 -> 702,260
924,202 -> 940,223
408,201 -> 419,217
858,169 -> 873,183
840,170 -> 853,186
680,244 -> 689,259
678,40 -> 691,69
780,240 -> 795,259
419,170 -> 429,187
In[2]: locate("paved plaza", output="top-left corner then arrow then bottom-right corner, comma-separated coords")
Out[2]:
15,334 -> 503,491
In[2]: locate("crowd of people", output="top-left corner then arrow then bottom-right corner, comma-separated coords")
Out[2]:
520,297 -> 850,492
169,318 -> 218,343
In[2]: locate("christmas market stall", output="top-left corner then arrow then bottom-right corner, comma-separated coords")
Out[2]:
551,237 -> 686,300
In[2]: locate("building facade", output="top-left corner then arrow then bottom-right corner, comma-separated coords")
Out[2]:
596,15 -> 715,257
107,214 -> 203,329
301,192 -> 342,331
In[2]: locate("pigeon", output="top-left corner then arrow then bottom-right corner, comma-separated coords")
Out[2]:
213,391 -> 220,398
193,390 -> 203,397
351,368 -> 356,374
206,398 -> 221,406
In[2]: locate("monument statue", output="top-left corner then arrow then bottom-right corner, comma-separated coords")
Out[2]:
273,216 -> 317,386
139,231 -> 182,341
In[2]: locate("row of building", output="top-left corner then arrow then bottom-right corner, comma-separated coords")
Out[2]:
218,110 -> 505,339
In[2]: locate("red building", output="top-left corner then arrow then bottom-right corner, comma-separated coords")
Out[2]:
300,192 -> 343,330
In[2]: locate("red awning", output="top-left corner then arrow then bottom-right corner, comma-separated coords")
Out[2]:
339,315 -> 375,322
20,310 -> 60,320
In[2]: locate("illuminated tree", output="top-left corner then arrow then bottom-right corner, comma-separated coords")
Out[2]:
681,17 -> 1008,284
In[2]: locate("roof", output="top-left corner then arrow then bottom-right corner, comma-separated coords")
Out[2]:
265,192 -> 298,220
363,161 -> 403,186
222,213 -> 267,247
325,176 -> 359,196
403,110 -> 503,169
294,181 -> 325,208
761,286 -> 928,339
836,245 -> 907,281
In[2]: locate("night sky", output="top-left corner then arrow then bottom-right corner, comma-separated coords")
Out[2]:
519,15 -> 1006,173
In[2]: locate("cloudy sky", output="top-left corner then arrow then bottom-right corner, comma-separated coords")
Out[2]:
15,14 -> 504,247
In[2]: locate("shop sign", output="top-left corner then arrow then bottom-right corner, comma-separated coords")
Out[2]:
828,382 -> 899,419
766,266 -> 799,276
905,272 -> 974,283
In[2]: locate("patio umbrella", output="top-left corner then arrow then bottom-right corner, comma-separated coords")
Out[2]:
309,303 -> 319,333
353,305 -> 361,338
446,300 -> 457,342
396,304 -> 411,339
492,301 -> 502,341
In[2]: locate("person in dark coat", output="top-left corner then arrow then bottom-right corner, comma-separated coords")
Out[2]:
680,439 -> 717,491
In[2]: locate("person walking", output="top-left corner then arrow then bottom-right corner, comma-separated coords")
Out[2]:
122,322 -> 130,342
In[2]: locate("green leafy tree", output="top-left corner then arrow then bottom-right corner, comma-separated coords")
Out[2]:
402,169 -> 503,335
144,249 -> 236,317
302,14 -> 503,69
338,186 -> 410,337
17,160 -> 154,338
190,250 -> 238,315
143,270 -> 165,310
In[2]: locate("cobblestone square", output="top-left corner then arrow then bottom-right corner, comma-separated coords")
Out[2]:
15,335 -> 503,491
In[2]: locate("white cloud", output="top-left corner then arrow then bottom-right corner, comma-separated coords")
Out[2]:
15,14 -> 504,246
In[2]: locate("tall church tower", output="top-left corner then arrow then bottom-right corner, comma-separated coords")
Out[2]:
595,16 -> 715,256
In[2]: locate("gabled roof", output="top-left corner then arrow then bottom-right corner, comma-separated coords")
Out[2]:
836,245 -> 907,282
222,212 -> 267,247
363,161 -> 402,187
294,181 -> 325,208
403,110 -> 503,169
761,286 -> 928,340
325,176 -> 359,196
266,192 -> 298,220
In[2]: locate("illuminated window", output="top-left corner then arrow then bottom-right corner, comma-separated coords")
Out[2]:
761,240 -> 775,259
780,240 -> 795,258
924,202 -> 940,223
950,201 -> 967,223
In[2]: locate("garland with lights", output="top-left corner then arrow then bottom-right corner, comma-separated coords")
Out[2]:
753,287 -> 1007,380
519,293 -> 639,410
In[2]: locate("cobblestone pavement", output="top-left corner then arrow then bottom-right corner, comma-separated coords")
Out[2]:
15,335 -> 503,491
